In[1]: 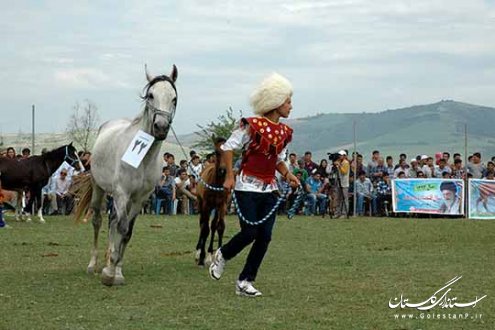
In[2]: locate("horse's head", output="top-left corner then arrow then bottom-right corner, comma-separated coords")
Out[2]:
212,135 -> 227,180
44,143 -> 81,173
143,64 -> 178,140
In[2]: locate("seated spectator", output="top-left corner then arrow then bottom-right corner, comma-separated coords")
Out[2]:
355,170 -> 374,216
155,166 -> 176,215
482,161 -> 495,178
305,171 -> 328,216
55,169 -> 74,215
416,171 -> 426,178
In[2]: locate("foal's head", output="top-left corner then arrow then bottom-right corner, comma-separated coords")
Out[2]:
213,136 -> 227,181
142,64 -> 178,140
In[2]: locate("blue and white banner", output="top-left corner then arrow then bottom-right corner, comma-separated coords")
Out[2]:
468,179 -> 495,219
392,179 -> 464,215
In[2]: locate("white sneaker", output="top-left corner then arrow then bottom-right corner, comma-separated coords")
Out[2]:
209,249 -> 225,280
235,280 -> 262,297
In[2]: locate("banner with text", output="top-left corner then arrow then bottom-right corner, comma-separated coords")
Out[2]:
468,179 -> 495,219
392,179 -> 464,215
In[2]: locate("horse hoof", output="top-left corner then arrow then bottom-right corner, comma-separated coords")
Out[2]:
205,254 -> 213,267
101,267 -> 115,286
39,219 -> 46,224
113,275 -> 125,286
87,266 -> 97,274
26,218 -> 32,223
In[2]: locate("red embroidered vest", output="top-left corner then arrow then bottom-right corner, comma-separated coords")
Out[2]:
241,117 -> 293,183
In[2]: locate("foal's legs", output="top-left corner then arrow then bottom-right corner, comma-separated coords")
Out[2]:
206,210 -> 219,265
87,184 -> 105,274
195,203 -> 211,266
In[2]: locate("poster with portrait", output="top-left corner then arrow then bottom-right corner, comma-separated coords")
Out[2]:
468,179 -> 495,219
392,179 -> 464,215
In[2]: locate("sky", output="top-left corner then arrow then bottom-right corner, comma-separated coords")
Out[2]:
1,0 -> 495,135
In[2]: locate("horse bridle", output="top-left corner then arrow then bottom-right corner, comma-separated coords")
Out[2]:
64,146 -> 80,167
145,75 -> 177,138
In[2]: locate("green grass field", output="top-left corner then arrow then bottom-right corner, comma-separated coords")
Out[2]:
0,214 -> 494,330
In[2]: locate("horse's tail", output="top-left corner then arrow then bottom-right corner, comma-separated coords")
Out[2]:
71,173 -> 93,223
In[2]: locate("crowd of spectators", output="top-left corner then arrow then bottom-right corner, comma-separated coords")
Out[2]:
2,145 -> 495,220
286,150 -> 495,217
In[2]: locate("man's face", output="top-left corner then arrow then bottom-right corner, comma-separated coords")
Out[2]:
168,156 -> 175,165
387,158 -> 393,166
192,157 -> 200,165
472,155 -> 480,164
488,163 -> 494,171
313,174 -> 321,181
289,155 -> 297,164
163,169 -> 170,176
276,97 -> 292,118
304,153 -> 311,162
442,189 -> 455,201
180,172 -> 188,180
439,161 -> 446,168
443,153 -> 450,161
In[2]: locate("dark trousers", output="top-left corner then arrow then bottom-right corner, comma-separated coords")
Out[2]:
221,191 -> 278,282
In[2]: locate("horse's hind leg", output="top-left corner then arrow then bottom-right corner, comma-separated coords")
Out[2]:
87,184 -> 105,274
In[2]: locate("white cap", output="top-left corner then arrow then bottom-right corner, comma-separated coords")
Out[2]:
421,155 -> 428,160
410,158 -> 418,163
338,150 -> 347,156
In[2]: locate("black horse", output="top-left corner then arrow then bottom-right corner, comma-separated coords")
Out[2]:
0,143 -> 80,222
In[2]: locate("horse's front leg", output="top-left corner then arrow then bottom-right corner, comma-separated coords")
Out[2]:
101,197 -> 138,286
34,187 -> 45,223
206,210 -> 219,266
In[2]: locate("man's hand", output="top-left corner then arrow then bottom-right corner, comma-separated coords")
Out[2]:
286,172 -> 300,188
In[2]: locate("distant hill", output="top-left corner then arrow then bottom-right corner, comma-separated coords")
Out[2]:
285,100 -> 495,161
3,100 -> 494,163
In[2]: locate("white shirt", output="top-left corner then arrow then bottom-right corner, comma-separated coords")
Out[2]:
221,126 -> 288,193
174,177 -> 190,188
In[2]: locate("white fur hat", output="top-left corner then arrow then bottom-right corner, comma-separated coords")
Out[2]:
250,73 -> 293,115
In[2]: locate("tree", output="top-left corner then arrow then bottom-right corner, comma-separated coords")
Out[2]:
193,107 -> 242,152
66,100 -> 100,152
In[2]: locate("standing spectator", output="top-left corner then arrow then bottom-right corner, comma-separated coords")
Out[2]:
167,153 -> 179,177
409,159 -> 421,178
467,152 -> 485,179
375,172 -> 392,216
305,172 -> 328,216
367,150 -> 380,174
316,159 -> 329,179
482,161 -> 495,178
155,166 -> 176,215
385,156 -> 395,177
355,171 -> 374,216
451,159 -> 465,179
434,159 -> 452,178
287,153 -> 298,173
394,159 -> 410,178
336,150 -> 350,217
443,152 -> 451,166
5,147 -> 16,159
188,154 -> 203,180
421,156 -> 434,178
303,151 -> 318,174
368,157 -> 386,183
21,148 -> 31,158
395,154 -> 407,170
80,151 -> 91,172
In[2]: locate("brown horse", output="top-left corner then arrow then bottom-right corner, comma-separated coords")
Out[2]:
195,137 -> 230,266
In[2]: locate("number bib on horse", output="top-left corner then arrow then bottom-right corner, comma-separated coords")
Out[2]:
241,117 -> 293,184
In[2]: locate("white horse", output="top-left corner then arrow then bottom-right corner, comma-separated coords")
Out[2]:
74,64 -> 178,286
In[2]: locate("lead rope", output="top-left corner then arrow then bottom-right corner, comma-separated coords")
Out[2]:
170,125 -> 305,223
